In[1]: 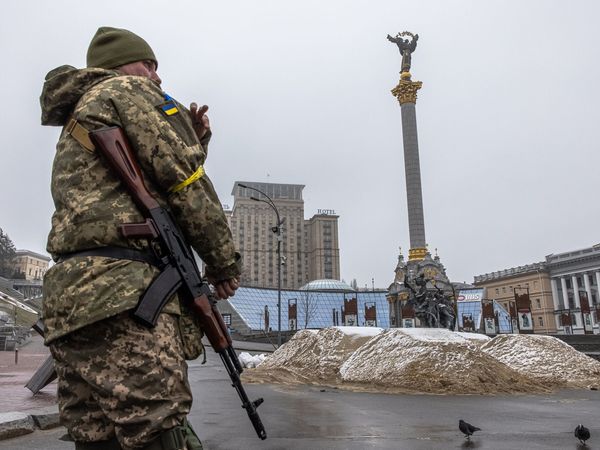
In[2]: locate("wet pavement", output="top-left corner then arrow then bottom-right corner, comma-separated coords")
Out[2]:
0,336 -> 272,416
0,347 -> 598,449
0,335 -> 57,412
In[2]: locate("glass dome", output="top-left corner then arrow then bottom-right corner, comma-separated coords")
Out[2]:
299,279 -> 356,292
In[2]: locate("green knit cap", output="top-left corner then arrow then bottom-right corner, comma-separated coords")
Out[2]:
86,26 -> 157,69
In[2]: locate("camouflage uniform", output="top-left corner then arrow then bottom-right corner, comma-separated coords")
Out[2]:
41,65 -> 240,449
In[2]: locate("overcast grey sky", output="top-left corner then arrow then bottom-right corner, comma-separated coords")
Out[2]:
1,0 -> 599,288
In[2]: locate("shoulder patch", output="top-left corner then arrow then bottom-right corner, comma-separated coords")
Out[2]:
157,93 -> 179,116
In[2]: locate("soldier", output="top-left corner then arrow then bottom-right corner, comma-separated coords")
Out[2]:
40,27 -> 241,450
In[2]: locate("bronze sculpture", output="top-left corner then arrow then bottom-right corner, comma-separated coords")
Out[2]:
387,31 -> 419,73
404,274 -> 455,329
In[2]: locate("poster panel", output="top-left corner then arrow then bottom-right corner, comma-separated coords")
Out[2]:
462,314 -> 475,332
344,315 -> 357,326
584,313 -> 593,333
518,311 -> 533,331
288,318 -> 297,330
484,317 -> 496,334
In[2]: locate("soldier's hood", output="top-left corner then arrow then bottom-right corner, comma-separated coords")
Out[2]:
40,65 -> 117,126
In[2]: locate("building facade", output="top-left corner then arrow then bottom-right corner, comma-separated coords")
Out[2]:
473,263 -> 557,334
13,250 -> 51,281
306,213 -> 340,282
474,245 -> 600,335
545,245 -> 600,335
227,182 -> 340,289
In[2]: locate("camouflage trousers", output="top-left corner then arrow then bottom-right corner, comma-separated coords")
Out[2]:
49,312 -> 196,450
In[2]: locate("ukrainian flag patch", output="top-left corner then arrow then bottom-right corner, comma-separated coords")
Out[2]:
158,94 -> 179,116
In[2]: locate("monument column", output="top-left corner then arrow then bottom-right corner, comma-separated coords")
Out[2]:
390,32 -> 426,261
386,32 -> 455,330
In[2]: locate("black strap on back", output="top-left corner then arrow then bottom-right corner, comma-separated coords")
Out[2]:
56,246 -> 182,329
56,246 -> 163,268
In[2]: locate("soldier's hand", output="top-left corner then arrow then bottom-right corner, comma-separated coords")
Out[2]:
213,278 -> 239,300
190,102 -> 210,140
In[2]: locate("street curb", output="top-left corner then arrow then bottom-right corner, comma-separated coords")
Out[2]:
0,406 -> 61,441
0,412 -> 35,440
27,406 -> 61,430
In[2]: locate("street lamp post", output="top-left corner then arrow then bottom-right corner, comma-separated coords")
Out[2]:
238,183 -> 284,347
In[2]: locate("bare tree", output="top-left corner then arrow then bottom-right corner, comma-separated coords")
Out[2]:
299,291 -> 319,328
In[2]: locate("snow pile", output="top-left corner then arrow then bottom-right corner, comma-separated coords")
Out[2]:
243,329 -> 321,384
455,332 -> 491,344
391,328 -> 490,343
316,327 -> 384,380
238,352 -> 267,368
243,327 -> 383,385
480,334 -> 600,388
339,329 -> 540,394
243,327 -> 600,394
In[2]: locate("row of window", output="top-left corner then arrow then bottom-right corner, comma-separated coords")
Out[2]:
236,184 -> 304,201
494,281 -> 538,295
501,298 -> 543,308
563,275 -> 597,289
19,257 -> 48,266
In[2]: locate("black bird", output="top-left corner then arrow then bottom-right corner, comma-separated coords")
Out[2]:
574,424 -> 590,445
459,419 -> 481,440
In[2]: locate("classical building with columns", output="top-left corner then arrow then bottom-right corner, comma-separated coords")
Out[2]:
545,245 -> 600,334
474,244 -> 600,335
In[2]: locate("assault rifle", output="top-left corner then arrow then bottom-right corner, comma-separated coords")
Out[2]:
87,127 -> 266,440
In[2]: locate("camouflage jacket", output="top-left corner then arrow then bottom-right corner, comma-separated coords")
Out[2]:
41,66 -> 240,343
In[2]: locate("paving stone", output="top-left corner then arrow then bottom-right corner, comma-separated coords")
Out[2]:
28,406 -> 60,430
0,412 -> 34,440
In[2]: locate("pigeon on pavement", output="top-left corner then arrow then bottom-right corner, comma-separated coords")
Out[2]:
574,424 -> 590,445
459,419 -> 481,440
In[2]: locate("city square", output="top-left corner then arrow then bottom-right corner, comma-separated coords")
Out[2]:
1,338 -> 599,449
1,1 -> 600,449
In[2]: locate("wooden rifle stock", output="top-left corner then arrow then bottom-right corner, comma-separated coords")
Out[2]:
191,294 -> 230,352
89,127 -> 159,214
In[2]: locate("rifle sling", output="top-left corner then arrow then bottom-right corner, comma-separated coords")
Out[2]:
56,246 -> 182,328
65,117 -> 96,153
56,246 -> 162,267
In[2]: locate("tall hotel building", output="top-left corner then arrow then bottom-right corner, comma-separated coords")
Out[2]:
226,182 -> 340,289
